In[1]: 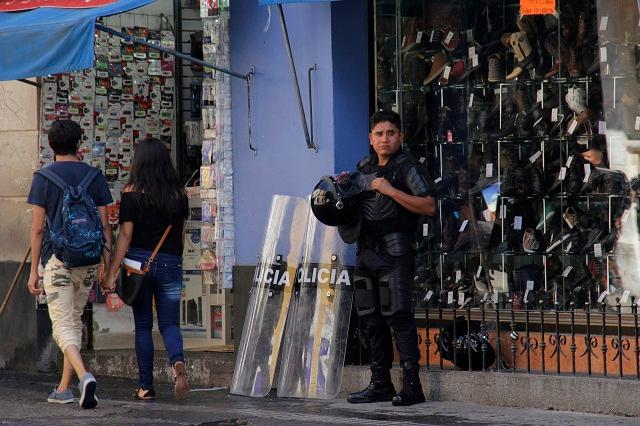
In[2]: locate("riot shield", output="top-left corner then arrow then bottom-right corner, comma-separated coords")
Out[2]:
276,213 -> 355,399
230,195 -> 309,397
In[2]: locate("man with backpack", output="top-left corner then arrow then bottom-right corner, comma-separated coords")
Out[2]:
26,120 -> 113,408
346,111 -> 437,406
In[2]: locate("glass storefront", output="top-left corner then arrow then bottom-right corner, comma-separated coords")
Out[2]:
375,0 -> 640,314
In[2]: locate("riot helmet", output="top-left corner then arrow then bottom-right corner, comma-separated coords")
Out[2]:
311,171 -> 365,227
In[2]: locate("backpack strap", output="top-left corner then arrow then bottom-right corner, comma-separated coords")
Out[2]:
79,167 -> 100,190
36,167 -> 68,191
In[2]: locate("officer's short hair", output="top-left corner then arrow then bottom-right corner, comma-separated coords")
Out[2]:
369,110 -> 402,132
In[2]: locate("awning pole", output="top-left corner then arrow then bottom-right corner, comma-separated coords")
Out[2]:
276,5 -> 317,151
18,79 -> 40,88
95,23 -> 250,81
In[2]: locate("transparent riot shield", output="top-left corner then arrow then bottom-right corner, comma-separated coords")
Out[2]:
230,195 -> 309,397
276,213 -> 356,399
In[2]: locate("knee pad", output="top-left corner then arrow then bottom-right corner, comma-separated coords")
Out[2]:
379,266 -> 413,317
354,270 -> 377,317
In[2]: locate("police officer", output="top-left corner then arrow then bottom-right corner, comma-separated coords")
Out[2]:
347,110 -> 436,406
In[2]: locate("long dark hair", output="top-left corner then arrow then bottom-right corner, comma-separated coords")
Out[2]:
128,138 -> 187,219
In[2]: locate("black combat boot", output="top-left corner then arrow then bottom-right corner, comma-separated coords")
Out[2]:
392,361 -> 426,406
347,362 -> 396,403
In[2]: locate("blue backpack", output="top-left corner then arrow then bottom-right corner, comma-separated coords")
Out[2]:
37,167 -> 105,267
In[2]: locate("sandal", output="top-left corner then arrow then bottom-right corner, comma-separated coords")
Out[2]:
172,361 -> 190,401
133,388 -> 156,400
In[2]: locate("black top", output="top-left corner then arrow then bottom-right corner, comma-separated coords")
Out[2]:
118,191 -> 189,256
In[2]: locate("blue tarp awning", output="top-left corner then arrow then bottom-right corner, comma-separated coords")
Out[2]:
0,0 -> 154,81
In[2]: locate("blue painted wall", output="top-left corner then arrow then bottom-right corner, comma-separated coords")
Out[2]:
230,0 -> 369,265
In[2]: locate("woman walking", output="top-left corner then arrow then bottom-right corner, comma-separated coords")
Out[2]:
104,138 -> 190,400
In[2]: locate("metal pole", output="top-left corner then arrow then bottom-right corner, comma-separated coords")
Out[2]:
95,23 -> 249,81
276,5 -> 317,151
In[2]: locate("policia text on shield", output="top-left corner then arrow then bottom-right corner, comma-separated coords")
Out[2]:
311,110 -> 437,406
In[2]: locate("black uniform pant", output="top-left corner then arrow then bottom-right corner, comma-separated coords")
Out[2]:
354,244 -> 420,370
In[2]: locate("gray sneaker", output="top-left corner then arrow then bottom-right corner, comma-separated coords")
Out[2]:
78,372 -> 98,409
47,387 -> 74,404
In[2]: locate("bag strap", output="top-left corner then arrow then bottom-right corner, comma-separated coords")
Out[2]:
144,225 -> 173,272
79,167 -> 100,190
36,167 -> 68,191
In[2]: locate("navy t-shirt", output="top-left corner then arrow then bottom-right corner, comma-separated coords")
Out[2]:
27,161 -> 113,266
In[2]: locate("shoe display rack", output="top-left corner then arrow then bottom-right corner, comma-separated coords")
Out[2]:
375,0 -> 640,312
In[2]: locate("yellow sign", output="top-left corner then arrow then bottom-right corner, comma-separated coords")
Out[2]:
520,0 -> 556,15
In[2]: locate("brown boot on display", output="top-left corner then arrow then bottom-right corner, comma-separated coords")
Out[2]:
423,51 -> 449,85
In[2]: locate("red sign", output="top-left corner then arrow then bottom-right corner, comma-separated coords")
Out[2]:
0,0 -> 117,12
520,0 -> 556,16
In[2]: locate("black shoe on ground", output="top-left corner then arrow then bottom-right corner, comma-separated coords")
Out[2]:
347,363 -> 396,404
392,361 -> 426,406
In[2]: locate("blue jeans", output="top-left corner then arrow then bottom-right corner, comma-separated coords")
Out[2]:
127,247 -> 184,390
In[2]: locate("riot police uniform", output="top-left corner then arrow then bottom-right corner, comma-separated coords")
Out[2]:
347,150 -> 436,406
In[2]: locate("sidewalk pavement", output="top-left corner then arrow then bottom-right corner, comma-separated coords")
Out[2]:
0,370 -> 637,425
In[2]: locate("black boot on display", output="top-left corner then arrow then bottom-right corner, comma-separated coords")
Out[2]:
392,361 -> 426,406
347,362 -> 396,404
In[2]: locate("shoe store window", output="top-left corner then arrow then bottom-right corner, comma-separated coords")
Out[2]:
375,0 -> 640,318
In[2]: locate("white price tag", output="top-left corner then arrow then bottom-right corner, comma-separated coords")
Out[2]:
419,156 -> 426,163
636,116 -> 640,131
529,150 -> 542,163
444,31 -> 454,45
622,290 -> 631,304
562,266 -> 573,277
566,156 -> 574,168
455,270 -> 462,282
514,216 -> 523,230
594,243 -> 603,257
622,209 -> 630,224
424,290 -> 434,302
416,31 -> 423,44
597,290 -> 609,303
472,54 -> 479,68
583,164 -> 591,182
476,265 -> 483,278
468,46 -> 476,57
526,280 -> 535,291
434,176 -> 443,183
469,93 -> 474,108
443,65 -> 451,80
459,219 -> 469,232
486,163 -> 493,177
448,291 -> 454,304
600,16 -> 609,32
568,119 -> 578,135
598,120 -> 606,134
429,29 -> 435,42
458,292 -> 465,306
423,223 -> 429,236
536,89 -> 543,104
552,108 -> 558,122
558,167 -> 567,181
600,46 -> 607,62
